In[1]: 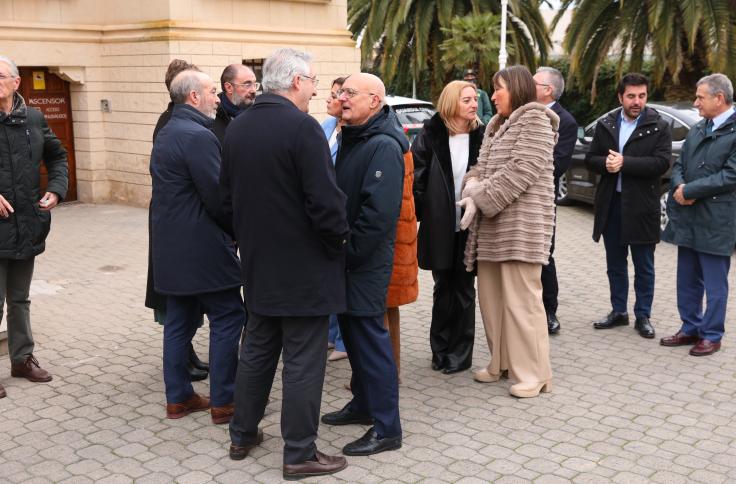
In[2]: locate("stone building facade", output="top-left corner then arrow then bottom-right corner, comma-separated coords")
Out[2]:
0,0 -> 359,206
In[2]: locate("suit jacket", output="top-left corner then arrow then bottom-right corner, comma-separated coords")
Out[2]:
550,102 -> 578,185
221,93 -> 349,317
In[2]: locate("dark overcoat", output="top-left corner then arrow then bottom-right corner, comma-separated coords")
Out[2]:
585,106 -> 672,244
150,104 -> 241,296
662,111 -> 736,257
336,106 -> 408,317
411,113 -> 483,271
0,93 -> 68,260
220,93 -> 349,317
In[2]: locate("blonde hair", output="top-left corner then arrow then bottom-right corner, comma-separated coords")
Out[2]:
437,80 -> 482,135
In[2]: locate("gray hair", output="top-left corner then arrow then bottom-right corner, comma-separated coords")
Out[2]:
169,70 -> 207,104
0,55 -> 19,77
697,73 -> 734,104
261,48 -> 312,93
537,66 -> 565,100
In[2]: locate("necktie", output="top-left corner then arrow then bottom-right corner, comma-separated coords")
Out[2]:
705,119 -> 713,136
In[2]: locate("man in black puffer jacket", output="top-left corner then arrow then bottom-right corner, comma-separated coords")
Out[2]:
0,56 -> 68,398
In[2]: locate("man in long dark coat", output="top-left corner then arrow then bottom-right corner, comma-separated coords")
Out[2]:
222,48 -> 349,480
150,69 -> 244,424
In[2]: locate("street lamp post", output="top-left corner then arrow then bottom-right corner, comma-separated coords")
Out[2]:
499,0 -> 508,70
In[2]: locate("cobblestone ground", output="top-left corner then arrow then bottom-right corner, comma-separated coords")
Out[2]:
0,202 -> 735,483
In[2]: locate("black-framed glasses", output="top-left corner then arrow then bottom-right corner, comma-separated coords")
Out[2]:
231,81 -> 260,90
336,88 -> 377,99
299,74 -> 319,87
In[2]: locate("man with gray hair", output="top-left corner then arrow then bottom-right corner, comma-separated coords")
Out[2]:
222,48 -> 349,479
213,64 -> 258,144
533,66 -> 578,334
661,73 -> 736,356
151,69 -> 245,423
0,55 -> 68,398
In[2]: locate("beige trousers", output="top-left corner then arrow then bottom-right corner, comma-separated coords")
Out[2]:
476,260 -> 552,384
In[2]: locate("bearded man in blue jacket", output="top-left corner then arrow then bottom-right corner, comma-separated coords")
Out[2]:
150,70 -> 244,424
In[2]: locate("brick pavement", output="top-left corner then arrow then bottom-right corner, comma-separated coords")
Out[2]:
0,202 -> 735,483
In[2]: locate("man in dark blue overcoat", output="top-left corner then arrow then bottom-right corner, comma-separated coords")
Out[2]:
150,69 -> 244,423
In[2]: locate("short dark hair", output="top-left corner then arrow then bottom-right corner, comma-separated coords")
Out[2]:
164,59 -> 197,91
220,64 -> 250,91
617,72 -> 649,96
332,76 -> 346,88
492,65 -> 537,116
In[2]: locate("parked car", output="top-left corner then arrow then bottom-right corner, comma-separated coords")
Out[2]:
385,95 -> 436,143
558,102 -> 701,230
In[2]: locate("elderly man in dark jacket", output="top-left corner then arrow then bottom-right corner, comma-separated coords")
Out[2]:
151,69 -> 245,424
661,73 -> 736,357
585,73 -> 671,339
0,56 -> 68,398
222,48 -> 349,480
321,73 -> 406,456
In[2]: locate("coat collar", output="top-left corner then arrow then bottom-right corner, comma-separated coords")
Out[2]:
172,103 -> 214,128
486,101 -> 560,143
0,92 -> 27,125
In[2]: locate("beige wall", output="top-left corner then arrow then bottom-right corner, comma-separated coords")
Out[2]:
0,0 -> 359,206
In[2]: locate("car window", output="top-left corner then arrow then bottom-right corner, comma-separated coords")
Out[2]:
392,107 -> 435,126
584,123 -> 596,138
671,119 -> 689,142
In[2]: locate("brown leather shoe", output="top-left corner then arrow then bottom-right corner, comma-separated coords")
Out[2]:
0,383 -> 6,399
211,403 -> 234,424
283,450 -> 347,481
229,429 -> 264,460
689,339 -> 721,356
166,393 -> 210,419
11,355 -> 52,382
660,331 -> 699,347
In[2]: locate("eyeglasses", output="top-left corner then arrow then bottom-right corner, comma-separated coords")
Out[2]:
336,88 -> 377,99
0,74 -> 17,80
535,82 -> 551,88
231,81 -> 260,90
299,74 -> 319,87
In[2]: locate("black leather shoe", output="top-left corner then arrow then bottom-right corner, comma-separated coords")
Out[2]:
441,364 -> 470,375
229,429 -> 263,460
634,316 -> 655,338
593,311 -> 629,329
431,356 -> 445,371
342,427 -> 402,456
189,344 -> 209,372
321,405 -> 373,426
188,363 -> 208,381
547,313 -> 561,334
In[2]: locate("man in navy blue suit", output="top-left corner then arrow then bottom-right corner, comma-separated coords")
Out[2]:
534,67 -> 578,334
150,70 -> 245,424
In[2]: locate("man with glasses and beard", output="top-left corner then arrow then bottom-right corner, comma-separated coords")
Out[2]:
213,64 -> 258,144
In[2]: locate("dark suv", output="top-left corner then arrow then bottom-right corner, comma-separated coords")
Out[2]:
558,102 -> 701,230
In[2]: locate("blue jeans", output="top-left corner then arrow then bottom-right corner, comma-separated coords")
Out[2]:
602,194 -> 655,318
164,287 -> 245,406
677,246 -> 730,343
328,314 -> 346,352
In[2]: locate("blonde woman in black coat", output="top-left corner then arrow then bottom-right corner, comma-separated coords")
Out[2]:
412,80 -> 484,374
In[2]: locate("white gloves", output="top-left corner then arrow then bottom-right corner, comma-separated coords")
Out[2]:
457,197 -> 477,230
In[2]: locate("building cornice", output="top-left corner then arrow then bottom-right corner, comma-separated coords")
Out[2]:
0,20 -> 355,46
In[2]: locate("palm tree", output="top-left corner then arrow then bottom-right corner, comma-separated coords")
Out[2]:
348,0 -> 551,99
555,0 -> 736,99
440,13 -> 505,88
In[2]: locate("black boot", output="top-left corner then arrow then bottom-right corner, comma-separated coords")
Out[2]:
188,363 -> 208,382
189,343 -> 209,372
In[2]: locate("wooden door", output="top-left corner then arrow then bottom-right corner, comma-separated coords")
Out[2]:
18,67 -> 77,201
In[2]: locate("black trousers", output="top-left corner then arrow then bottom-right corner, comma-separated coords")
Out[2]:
229,312 -> 328,464
430,230 -> 476,370
541,212 -> 558,316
